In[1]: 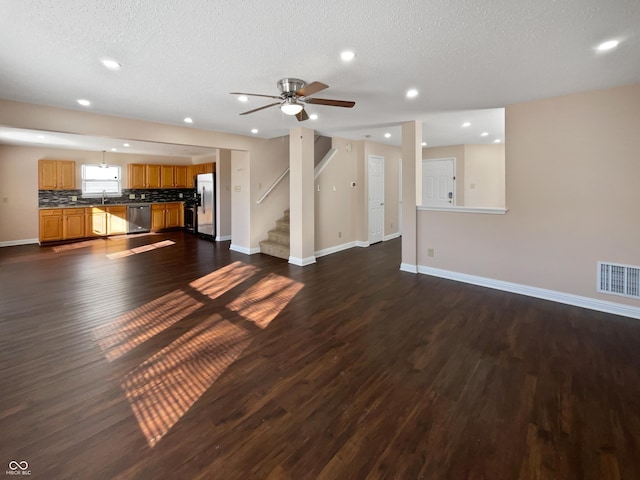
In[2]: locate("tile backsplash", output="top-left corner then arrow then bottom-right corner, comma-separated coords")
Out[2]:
39,189 -> 197,207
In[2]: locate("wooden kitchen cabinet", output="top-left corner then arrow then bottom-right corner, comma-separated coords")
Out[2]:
128,164 -> 162,188
160,165 -> 175,188
63,208 -> 85,240
85,207 -> 108,237
84,206 -> 125,236
106,206 -> 127,235
39,209 -> 64,242
174,165 -> 189,188
38,160 -> 76,190
151,202 -> 183,230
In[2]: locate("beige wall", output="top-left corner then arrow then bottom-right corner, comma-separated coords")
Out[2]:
251,136 -> 290,250
315,138 -> 357,251
417,83 -> 640,307
464,144 -> 505,208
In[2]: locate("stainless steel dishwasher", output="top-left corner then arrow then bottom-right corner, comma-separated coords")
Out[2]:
126,204 -> 151,234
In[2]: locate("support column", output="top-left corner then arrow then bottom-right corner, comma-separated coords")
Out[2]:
289,126 -> 316,266
400,121 -> 422,272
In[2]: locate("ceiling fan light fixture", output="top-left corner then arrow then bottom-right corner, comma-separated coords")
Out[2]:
281,99 -> 303,116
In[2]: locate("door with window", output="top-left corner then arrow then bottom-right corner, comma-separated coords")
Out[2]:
422,158 -> 455,207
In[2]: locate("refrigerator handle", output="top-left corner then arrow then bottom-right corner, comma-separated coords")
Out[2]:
202,186 -> 206,213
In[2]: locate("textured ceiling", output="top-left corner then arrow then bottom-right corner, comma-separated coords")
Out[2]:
0,0 -> 639,152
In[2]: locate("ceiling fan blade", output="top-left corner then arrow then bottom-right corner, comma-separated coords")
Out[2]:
295,109 -> 309,122
306,98 -> 355,108
295,81 -> 329,97
230,92 -> 281,99
240,102 -> 280,115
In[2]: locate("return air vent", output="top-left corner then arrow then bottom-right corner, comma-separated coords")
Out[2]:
598,262 -> 640,299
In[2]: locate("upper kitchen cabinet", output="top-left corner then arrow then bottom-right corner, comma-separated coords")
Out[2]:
160,165 -> 175,188
128,164 -> 162,189
174,165 -> 189,188
38,160 -> 76,190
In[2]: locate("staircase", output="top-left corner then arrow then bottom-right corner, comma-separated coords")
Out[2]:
259,209 -> 290,260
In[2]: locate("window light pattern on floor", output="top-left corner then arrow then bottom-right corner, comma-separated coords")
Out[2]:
189,261 -> 259,299
226,273 -> 304,329
121,315 -> 250,447
106,240 -> 175,259
93,289 -> 203,361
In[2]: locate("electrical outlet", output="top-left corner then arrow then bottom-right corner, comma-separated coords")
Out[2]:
71,196 -> 77,201
129,194 -> 136,199
2,197 -> 8,204
179,193 -> 183,198
427,248 -> 435,257
390,222 -> 393,229
470,183 -> 476,189
141,194 -> 146,199
338,231 -> 342,238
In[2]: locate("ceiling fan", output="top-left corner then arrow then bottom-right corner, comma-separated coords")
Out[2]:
230,78 -> 355,121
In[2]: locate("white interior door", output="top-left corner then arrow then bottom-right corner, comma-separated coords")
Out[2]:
368,155 -> 384,244
422,158 -> 455,207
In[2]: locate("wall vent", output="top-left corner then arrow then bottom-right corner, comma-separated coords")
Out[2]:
598,262 -> 640,299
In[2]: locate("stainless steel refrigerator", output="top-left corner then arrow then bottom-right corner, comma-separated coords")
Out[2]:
196,173 -> 215,239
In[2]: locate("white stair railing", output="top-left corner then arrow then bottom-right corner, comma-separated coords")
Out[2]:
256,168 -> 289,204
256,147 -> 338,204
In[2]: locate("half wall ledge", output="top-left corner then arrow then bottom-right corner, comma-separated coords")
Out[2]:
418,206 -> 508,215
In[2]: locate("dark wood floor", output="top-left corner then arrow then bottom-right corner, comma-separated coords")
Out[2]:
1,232 -> 639,479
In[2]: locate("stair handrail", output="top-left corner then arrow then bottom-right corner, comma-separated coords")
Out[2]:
314,148 -> 338,179
256,168 -> 289,204
256,147 -> 338,204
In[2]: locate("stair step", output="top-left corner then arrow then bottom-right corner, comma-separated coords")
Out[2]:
259,240 -> 289,260
268,229 -> 289,246
275,219 -> 290,232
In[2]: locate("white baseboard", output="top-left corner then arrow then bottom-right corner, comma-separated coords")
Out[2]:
384,232 -> 401,241
315,241 -> 356,258
216,235 -> 231,242
418,265 -> 640,320
229,244 -> 260,255
0,238 -> 39,247
400,263 -> 418,273
289,255 -> 317,266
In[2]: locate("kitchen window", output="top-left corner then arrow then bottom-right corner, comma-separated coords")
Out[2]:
82,164 -> 121,197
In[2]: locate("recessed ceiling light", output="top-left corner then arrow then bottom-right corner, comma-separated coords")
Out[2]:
596,40 -> 620,51
77,99 -> 91,107
341,50 -> 355,61
494,139 -> 501,143
123,143 -> 130,147
421,142 -> 427,146
384,133 -> 391,138
111,148 -> 117,151
101,58 -> 121,71
184,117 -> 193,124
406,89 -> 419,99
309,114 -> 318,120
238,95 -> 248,102
251,128 -> 258,134
462,122 -> 471,127
480,132 -> 489,137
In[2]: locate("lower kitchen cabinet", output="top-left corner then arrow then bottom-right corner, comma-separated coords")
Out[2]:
151,202 -> 183,231
63,208 -> 86,240
86,207 -> 108,237
107,206 -> 127,235
39,209 -> 64,242
85,206 -> 127,237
